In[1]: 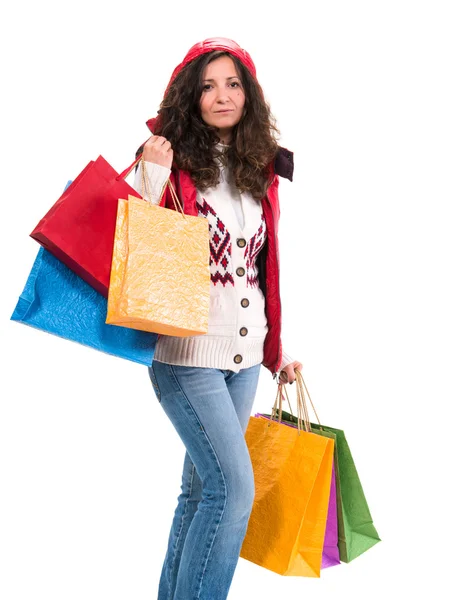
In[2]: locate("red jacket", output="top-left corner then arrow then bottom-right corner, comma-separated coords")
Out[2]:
141,37 -> 294,375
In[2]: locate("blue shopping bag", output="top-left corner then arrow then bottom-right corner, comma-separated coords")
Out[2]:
10,181 -> 157,366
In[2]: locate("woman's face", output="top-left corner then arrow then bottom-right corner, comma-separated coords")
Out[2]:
199,55 -> 246,144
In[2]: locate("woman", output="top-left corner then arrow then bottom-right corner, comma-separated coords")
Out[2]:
132,37 -> 303,600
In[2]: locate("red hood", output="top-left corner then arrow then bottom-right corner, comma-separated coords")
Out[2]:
146,37 -> 257,133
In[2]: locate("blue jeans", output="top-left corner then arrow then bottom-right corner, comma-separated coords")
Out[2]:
148,359 -> 261,600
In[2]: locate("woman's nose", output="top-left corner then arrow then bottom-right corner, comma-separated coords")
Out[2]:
215,88 -> 231,102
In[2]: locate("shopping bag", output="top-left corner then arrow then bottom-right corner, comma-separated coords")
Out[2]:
256,412 -> 340,569
240,382 -> 334,577
322,460 -> 340,568
263,372 -> 381,563
106,179 -> 210,336
30,155 -> 142,297
11,181 -> 158,366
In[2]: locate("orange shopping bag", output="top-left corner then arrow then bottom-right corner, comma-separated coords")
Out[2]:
240,373 -> 334,577
106,160 -> 210,336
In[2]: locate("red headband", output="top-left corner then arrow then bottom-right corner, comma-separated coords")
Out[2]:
165,37 -> 257,94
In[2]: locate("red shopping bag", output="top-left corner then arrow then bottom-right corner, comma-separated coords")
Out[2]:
30,155 -> 142,297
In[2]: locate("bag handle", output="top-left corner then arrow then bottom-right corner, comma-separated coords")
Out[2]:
114,141 -> 186,217
296,370 -> 322,427
115,138 -> 158,180
114,151 -> 183,206
267,368 -> 305,435
140,156 -> 186,219
267,370 -> 322,435
116,155 -> 142,181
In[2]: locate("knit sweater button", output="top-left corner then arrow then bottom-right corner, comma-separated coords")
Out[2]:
237,238 -> 247,248
241,298 -> 250,308
239,327 -> 248,336
236,267 -> 245,277
233,354 -> 243,364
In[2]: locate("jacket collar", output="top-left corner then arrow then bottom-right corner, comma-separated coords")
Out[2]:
274,146 -> 294,181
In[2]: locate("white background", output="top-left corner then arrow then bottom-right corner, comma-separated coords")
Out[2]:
1,1 -> 449,598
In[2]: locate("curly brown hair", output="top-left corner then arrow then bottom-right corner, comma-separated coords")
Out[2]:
147,51 -> 280,200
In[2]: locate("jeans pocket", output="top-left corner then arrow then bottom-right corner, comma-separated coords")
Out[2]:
148,366 -> 162,402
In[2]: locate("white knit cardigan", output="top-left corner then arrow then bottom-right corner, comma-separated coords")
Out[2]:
131,147 -> 293,373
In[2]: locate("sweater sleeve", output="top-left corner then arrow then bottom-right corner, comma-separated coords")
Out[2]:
132,160 -> 171,204
278,349 -> 295,372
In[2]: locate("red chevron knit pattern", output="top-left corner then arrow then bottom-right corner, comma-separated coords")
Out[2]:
197,198 -> 267,288
245,214 -> 267,287
197,198 -> 234,287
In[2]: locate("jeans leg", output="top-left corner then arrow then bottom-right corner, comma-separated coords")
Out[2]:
157,451 -> 202,600
153,363 -> 262,599
149,361 -> 261,600
224,364 -> 261,433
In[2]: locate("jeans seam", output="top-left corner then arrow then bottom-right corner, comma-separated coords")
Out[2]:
167,461 -> 196,599
167,364 -> 228,600
148,366 -> 161,401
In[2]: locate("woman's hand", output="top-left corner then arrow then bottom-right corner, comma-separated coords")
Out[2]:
143,136 -> 173,169
279,361 -> 303,385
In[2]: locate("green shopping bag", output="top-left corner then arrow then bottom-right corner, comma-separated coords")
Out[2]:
262,371 -> 381,563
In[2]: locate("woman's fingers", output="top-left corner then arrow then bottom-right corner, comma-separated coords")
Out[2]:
142,136 -> 173,169
280,361 -> 303,385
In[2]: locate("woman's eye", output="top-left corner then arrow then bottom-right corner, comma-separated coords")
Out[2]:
202,82 -> 240,91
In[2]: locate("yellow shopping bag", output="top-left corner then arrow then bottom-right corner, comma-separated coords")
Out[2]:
106,165 -> 210,336
240,375 -> 334,577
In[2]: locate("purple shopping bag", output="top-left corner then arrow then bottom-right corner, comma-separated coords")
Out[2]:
321,461 -> 340,568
